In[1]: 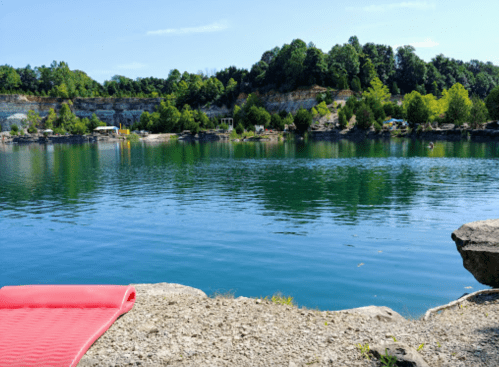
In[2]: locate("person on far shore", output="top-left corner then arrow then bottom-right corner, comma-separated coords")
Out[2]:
428,142 -> 434,149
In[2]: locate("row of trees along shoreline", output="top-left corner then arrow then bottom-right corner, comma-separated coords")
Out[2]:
8,78 -> 499,137
2,35 -> 499,135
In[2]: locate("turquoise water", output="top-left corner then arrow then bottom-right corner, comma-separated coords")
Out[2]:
1,139 -> 499,318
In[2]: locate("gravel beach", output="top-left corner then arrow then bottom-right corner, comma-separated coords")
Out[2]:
76,283 -> 499,367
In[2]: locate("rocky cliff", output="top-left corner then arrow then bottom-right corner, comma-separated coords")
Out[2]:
0,88 -> 355,131
0,95 -> 162,131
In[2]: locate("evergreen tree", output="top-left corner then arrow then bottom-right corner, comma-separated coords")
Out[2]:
406,92 -> 429,127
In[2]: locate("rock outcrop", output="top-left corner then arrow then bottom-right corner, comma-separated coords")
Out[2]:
451,219 -> 499,287
370,342 -> 430,367
0,94 -> 162,131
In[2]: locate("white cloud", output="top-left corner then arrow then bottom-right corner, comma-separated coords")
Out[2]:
147,21 -> 229,36
410,38 -> 440,48
116,62 -> 147,70
347,1 -> 435,12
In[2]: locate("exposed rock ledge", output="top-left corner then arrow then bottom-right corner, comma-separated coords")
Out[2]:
78,282 -> 499,367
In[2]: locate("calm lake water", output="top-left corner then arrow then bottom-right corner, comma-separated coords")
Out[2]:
1,139 -> 499,318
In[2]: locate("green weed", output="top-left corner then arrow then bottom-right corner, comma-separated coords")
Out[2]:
266,292 -> 295,306
379,349 -> 397,367
356,343 -> 370,361
417,343 -> 424,352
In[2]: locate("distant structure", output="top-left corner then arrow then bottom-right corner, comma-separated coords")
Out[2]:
220,118 -> 233,131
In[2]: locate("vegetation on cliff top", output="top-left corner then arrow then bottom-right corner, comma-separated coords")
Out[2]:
5,35 -> 499,135
1,35 -> 498,106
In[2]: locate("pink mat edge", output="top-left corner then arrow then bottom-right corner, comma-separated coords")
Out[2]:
0,284 -> 136,367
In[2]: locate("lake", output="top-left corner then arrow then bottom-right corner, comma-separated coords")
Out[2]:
1,139 -> 499,318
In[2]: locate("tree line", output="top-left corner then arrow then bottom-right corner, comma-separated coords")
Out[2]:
1,36 -> 498,105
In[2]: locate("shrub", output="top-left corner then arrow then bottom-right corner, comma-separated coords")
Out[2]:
235,122 -> 244,135
356,103 -> 375,129
374,121 -> 382,132
486,86 -> 499,120
293,108 -> 313,132
338,110 -> 348,129
10,130 -> 18,136
406,93 -> 430,127
219,123 -> 229,132
10,124 -> 18,132
28,125 -> 38,134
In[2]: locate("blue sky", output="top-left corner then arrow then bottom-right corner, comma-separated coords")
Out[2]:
1,0 -> 497,83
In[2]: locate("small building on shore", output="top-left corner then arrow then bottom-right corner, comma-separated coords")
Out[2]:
94,126 -> 119,134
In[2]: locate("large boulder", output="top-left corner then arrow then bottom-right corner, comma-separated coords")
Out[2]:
370,342 -> 430,367
451,219 -> 499,287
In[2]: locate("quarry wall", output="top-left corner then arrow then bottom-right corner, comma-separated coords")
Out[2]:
0,88 -> 356,131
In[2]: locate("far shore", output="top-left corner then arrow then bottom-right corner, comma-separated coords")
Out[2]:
2,122 -> 499,146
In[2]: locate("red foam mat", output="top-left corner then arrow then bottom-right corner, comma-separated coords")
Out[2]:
0,285 -> 136,367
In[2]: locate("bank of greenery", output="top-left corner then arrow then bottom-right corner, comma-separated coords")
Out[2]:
5,35 -> 499,135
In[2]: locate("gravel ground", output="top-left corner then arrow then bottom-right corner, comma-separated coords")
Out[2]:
77,283 -> 499,367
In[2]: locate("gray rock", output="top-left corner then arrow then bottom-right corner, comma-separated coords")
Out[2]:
451,219 -> 499,287
130,282 -> 207,298
371,342 -> 430,367
338,306 -> 407,323
485,121 -> 499,130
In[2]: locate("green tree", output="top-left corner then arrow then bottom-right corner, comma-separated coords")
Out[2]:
406,92 -> 429,127
235,122 -> 244,135
89,113 -> 106,130
56,103 -> 78,132
351,76 -> 361,92
283,112 -> 294,129
362,77 -> 391,104
316,101 -> 330,117
486,86 -> 499,120
355,102 -> 375,129
72,120 -> 88,135
0,65 -> 21,91
302,47 -> 327,85
469,95 -> 488,129
383,102 -> 394,117
45,108 -> 57,129
178,105 -> 198,133
293,108 -> 312,132
246,106 -> 271,129
26,110 -> 41,129
270,114 -> 285,131
338,109 -> 348,129
443,83 -> 472,125
156,100 -> 181,132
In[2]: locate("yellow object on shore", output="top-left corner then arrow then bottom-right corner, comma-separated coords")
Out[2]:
119,129 -> 130,135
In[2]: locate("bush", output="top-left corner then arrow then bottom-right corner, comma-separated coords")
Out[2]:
486,86 -> 499,120
293,108 -> 313,132
406,93 -> 429,127
383,103 -> 394,117
10,124 -> 18,132
374,121 -> 382,132
10,130 -> 18,136
356,103 -> 375,129
219,123 -> 229,132
338,110 -> 348,129
28,125 -> 38,134
235,122 -> 244,135
343,106 -> 353,122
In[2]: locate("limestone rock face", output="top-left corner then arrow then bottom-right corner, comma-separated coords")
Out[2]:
370,342 -> 430,367
452,219 -> 499,287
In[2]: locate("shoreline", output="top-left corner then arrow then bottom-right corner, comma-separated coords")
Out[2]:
2,125 -> 499,146
77,282 -> 499,367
